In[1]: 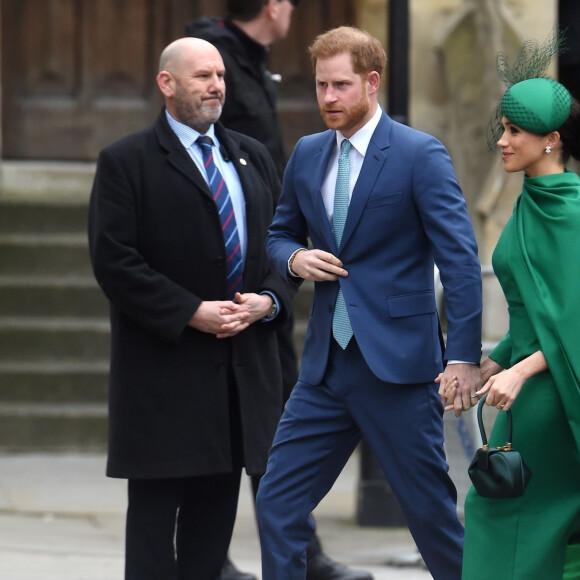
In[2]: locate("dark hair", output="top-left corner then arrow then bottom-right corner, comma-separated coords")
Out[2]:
227,0 -> 299,22
308,26 -> 387,77
558,97 -> 580,163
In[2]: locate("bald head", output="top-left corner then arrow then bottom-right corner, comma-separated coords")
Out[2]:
157,37 -> 226,134
159,37 -> 223,76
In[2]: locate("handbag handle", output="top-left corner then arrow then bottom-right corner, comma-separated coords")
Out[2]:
476,394 -> 513,451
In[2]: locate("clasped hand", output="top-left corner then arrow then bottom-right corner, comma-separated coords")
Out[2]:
189,292 -> 273,338
436,363 -> 482,417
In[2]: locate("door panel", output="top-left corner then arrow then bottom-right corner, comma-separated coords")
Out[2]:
1,0 -> 353,161
1,0 -> 189,160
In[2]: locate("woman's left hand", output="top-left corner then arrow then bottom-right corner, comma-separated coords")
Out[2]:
478,367 -> 525,411
477,350 -> 547,411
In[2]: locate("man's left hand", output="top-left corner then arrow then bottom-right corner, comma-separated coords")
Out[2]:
436,363 -> 481,417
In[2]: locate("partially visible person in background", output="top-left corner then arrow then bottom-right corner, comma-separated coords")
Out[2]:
187,3 -> 373,580
559,0 -> 580,100
89,37 -> 294,579
443,33 -> 580,580
188,0 -> 291,179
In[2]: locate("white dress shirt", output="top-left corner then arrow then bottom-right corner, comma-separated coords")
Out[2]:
321,105 -> 382,225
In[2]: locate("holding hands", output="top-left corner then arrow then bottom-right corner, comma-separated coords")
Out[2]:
436,363 -> 482,417
438,352 -> 547,414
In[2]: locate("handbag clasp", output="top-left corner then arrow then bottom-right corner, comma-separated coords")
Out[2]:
496,442 -> 513,452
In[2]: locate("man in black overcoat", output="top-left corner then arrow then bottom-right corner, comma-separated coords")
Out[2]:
88,37 -> 294,579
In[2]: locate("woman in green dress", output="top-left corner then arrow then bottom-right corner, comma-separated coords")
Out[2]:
453,76 -> 580,579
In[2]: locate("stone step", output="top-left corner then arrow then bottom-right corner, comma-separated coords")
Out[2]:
0,180 -> 316,451
0,161 -> 95,204
0,317 -> 110,362
0,276 -> 107,318
0,233 -> 92,276
0,200 -> 89,234
0,402 -> 107,452
0,360 -> 109,403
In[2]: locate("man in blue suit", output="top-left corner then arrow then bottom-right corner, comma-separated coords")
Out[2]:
256,26 -> 482,580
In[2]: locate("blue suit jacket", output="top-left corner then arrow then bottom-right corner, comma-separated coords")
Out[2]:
267,110 -> 482,386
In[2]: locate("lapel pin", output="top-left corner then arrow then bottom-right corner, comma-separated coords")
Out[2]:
239,158 -> 247,166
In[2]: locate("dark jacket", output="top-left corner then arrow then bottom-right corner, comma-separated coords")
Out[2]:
188,16 -> 299,400
88,110 -> 294,479
186,17 -> 287,179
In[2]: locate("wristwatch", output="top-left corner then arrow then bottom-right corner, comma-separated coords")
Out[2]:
267,301 -> 278,319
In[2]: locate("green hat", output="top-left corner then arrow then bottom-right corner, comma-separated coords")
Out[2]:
486,28 -> 571,149
501,78 -> 572,134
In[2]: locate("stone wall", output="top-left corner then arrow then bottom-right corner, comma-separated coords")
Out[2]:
356,0 -> 556,231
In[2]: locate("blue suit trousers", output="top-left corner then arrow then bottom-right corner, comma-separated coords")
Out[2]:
256,339 -> 463,580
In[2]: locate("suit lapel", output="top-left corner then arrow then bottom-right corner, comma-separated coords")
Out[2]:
340,112 -> 391,250
215,124 -> 263,264
156,113 -> 259,274
215,125 -> 253,208
155,110 -> 214,199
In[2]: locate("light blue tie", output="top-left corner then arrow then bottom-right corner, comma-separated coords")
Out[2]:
332,139 -> 353,349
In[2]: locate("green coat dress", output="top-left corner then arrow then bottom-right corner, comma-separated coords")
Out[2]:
462,171 -> 580,579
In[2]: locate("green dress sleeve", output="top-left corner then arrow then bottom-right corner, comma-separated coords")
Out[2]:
489,331 -> 512,369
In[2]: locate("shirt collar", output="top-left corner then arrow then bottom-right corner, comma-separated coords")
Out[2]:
336,105 -> 382,156
165,109 -> 217,149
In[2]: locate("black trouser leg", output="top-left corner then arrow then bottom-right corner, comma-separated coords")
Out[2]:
126,473 -> 242,580
125,478 -> 181,580
176,471 -> 242,579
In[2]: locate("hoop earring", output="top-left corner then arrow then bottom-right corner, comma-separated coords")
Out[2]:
545,145 -> 552,154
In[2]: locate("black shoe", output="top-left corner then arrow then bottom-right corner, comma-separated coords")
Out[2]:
306,551 -> 374,580
220,557 -> 257,580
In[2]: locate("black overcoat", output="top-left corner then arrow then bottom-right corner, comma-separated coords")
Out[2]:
88,110 -> 294,479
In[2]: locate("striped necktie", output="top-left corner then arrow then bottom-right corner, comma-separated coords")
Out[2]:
196,136 -> 243,299
332,139 -> 353,349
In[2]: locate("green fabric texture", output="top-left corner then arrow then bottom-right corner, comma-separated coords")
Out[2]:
564,543 -> 580,580
512,170 -> 580,451
502,78 -> 572,134
488,329 -> 512,369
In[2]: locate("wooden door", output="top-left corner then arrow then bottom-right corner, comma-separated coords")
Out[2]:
1,0 -> 353,161
1,0 -> 193,160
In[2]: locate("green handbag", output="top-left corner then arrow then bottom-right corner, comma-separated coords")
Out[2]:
468,395 -> 532,499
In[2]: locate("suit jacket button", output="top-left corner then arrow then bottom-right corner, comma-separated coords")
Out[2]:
215,257 -> 225,266
328,305 -> 333,312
